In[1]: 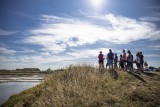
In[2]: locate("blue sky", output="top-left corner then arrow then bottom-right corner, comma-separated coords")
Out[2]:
0,0 -> 160,70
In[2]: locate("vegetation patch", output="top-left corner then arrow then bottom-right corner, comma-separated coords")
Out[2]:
2,64 -> 160,107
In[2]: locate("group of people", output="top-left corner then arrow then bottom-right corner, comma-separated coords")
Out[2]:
98,49 -> 144,74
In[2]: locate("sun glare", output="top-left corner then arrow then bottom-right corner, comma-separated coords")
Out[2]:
90,0 -> 104,9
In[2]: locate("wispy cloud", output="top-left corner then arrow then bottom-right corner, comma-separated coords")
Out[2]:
21,13 -> 160,54
149,45 -> 160,50
22,35 -> 67,53
2,13 -> 158,69
145,54 -> 160,58
0,29 -> 17,36
18,47 -> 37,53
140,11 -> 160,22
140,17 -> 160,22
66,48 -> 110,59
0,56 -> 17,63
0,47 -> 16,55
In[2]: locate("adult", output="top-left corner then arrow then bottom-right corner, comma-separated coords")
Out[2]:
107,49 -> 114,69
140,52 -> 144,72
135,52 -> 141,74
122,49 -> 127,71
127,50 -> 133,72
98,51 -> 104,68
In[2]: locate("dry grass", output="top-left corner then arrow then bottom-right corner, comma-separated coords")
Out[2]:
2,64 -> 160,107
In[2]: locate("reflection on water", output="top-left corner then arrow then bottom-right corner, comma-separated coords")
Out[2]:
0,82 -> 40,106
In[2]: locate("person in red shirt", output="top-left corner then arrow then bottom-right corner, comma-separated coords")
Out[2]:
98,51 -> 104,68
98,51 -> 104,69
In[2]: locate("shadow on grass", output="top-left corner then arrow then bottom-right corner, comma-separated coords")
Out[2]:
129,72 -> 147,83
109,70 -> 119,80
142,72 -> 157,77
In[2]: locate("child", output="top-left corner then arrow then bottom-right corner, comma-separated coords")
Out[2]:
119,55 -> 124,70
114,53 -> 118,69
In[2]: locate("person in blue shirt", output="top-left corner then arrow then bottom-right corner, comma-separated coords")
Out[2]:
107,49 -> 114,69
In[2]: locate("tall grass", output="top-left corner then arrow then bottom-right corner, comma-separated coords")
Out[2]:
2,64 -> 160,107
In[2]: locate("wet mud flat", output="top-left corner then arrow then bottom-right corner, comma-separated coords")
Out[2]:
0,72 -> 46,83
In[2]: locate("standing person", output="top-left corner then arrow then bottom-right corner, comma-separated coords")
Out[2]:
106,58 -> 108,69
114,53 -> 118,70
119,55 -> 124,70
135,52 -> 141,74
107,49 -> 114,69
98,51 -> 104,69
127,50 -> 133,72
130,51 -> 134,72
122,49 -> 127,71
140,52 -> 144,72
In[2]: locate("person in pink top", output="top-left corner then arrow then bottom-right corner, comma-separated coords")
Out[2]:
122,49 -> 127,70
98,51 -> 104,65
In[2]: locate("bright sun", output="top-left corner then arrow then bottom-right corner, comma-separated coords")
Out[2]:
90,0 -> 104,9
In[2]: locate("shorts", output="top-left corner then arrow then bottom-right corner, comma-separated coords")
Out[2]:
108,59 -> 113,66
127,62 -> 132,67
99,60 -> 104,64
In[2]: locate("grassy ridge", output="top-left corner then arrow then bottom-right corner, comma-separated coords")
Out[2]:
2,64 -> 160,107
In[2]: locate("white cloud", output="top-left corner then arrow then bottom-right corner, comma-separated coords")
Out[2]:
0,56 -> 18,62
18,47 -> 37,53
0,53 -> 74,69
22,35 -> 67,53
21,13 -> 160,55
4,13 -> 158,70
140,11 -> 160,22
0,48 -> 110,69
18,54 -> 74,64
67,48 -> 109,58
0,47 -> 16,55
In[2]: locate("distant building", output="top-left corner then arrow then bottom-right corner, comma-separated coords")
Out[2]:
16,68 -> 40,72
